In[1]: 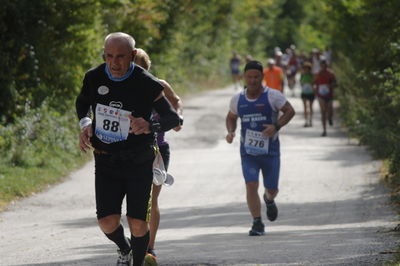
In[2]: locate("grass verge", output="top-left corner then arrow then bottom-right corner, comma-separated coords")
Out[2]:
0,150 -> 91,211
382,160 -> 400,265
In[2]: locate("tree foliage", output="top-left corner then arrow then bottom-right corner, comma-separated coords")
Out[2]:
324,0 -> 400,176
0,0 -> 104,122
0,0 -> 306,124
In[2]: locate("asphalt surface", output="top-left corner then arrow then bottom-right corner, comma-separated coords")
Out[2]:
1,85 -> 399,266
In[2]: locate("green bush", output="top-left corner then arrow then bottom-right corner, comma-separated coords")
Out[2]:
0,0 -> 103,122
0,100 -> 90,207
326,0 -> 400,179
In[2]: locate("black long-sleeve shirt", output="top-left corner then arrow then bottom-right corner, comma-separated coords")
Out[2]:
75,63 -> 179,152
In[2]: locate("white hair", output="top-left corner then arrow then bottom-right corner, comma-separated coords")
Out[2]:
104,32 -> 135,50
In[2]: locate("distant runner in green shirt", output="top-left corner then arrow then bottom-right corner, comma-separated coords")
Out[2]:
300,62 -> 315,127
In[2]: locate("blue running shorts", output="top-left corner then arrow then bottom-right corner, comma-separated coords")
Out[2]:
240,151 -> 280,190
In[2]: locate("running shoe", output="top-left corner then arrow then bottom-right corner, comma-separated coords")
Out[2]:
147,248 -> 157,257
144,249 -> 158,266
264,194 -> 278,222
116,249 -> 132,266
248,219 -> 265,236
321,131 -> 327,137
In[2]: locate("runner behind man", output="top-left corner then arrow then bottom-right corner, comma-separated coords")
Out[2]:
274,50 -> 285,90
75,32 -> 180,266
311,48 -> 321,76
313,59 -> 336,136
245,54 -> 253,64
263,58 -> 284,92
134,48 -> 183,264
225,61 -> 295,236
285,47 -> 298,97
300,62 -> 315,127
230,52 -> 242,90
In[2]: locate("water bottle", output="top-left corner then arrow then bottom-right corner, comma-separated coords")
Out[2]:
163,173 -> 174,186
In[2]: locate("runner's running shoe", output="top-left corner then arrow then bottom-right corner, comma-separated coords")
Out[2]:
144,248 -> 158,266
147,248 -> 157,257
264,194 -> 278,222
116,249 -> 132,266
248,219 -> 265,236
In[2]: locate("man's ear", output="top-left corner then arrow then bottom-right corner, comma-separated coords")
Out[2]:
131,49 -> 137,62
102,53 -> 105,61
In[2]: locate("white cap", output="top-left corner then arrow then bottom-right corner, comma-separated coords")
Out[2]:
267,58 -> 276,65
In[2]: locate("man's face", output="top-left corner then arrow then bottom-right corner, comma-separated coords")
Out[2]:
244,69 -> 263,90
104,39 -> 135,78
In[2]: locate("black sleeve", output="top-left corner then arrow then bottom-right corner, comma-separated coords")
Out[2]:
152,96 -> 181,132
139,67 -> 164,102
75,73 -> 92,120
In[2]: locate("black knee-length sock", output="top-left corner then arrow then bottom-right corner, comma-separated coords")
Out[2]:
105,224 -> 131,253
131,231 -> 150,266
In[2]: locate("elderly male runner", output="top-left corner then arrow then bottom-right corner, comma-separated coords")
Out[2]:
226,60 -> 295,236
75,32 -> 180,265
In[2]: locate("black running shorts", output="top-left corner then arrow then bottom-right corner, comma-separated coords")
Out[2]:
301,93 -> 315,101
94,146 -> 155,221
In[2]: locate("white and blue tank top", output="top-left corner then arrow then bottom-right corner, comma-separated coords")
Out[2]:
230,87 -> 286,156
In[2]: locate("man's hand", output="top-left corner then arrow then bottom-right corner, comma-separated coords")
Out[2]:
226,132 -> 235,144
173,125 -> 182,132
173,115 -> 183,131
79,126 -> 93,152
262,124 -> 277,137
128,114 -> 151,135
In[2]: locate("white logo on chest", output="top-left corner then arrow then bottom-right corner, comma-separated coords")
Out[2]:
98,85 -> 109,95
250,121 -> 257,128
109,101 -> 123,109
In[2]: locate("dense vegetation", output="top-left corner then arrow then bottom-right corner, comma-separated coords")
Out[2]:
0,0 -> 399,216
324,0 -> 400,187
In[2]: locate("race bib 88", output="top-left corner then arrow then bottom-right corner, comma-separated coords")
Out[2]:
95,103 -> 131,144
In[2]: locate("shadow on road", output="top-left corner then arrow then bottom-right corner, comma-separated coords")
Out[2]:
23,181 -> 397,266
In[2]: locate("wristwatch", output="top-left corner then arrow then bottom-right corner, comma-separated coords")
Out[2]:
274,122 -> 281,131
150,121 -> 162,133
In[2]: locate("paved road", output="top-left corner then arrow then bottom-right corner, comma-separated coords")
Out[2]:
1,85 -> 398,266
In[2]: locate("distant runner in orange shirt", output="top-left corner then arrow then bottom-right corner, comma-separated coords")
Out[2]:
263,58 -> 284,92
